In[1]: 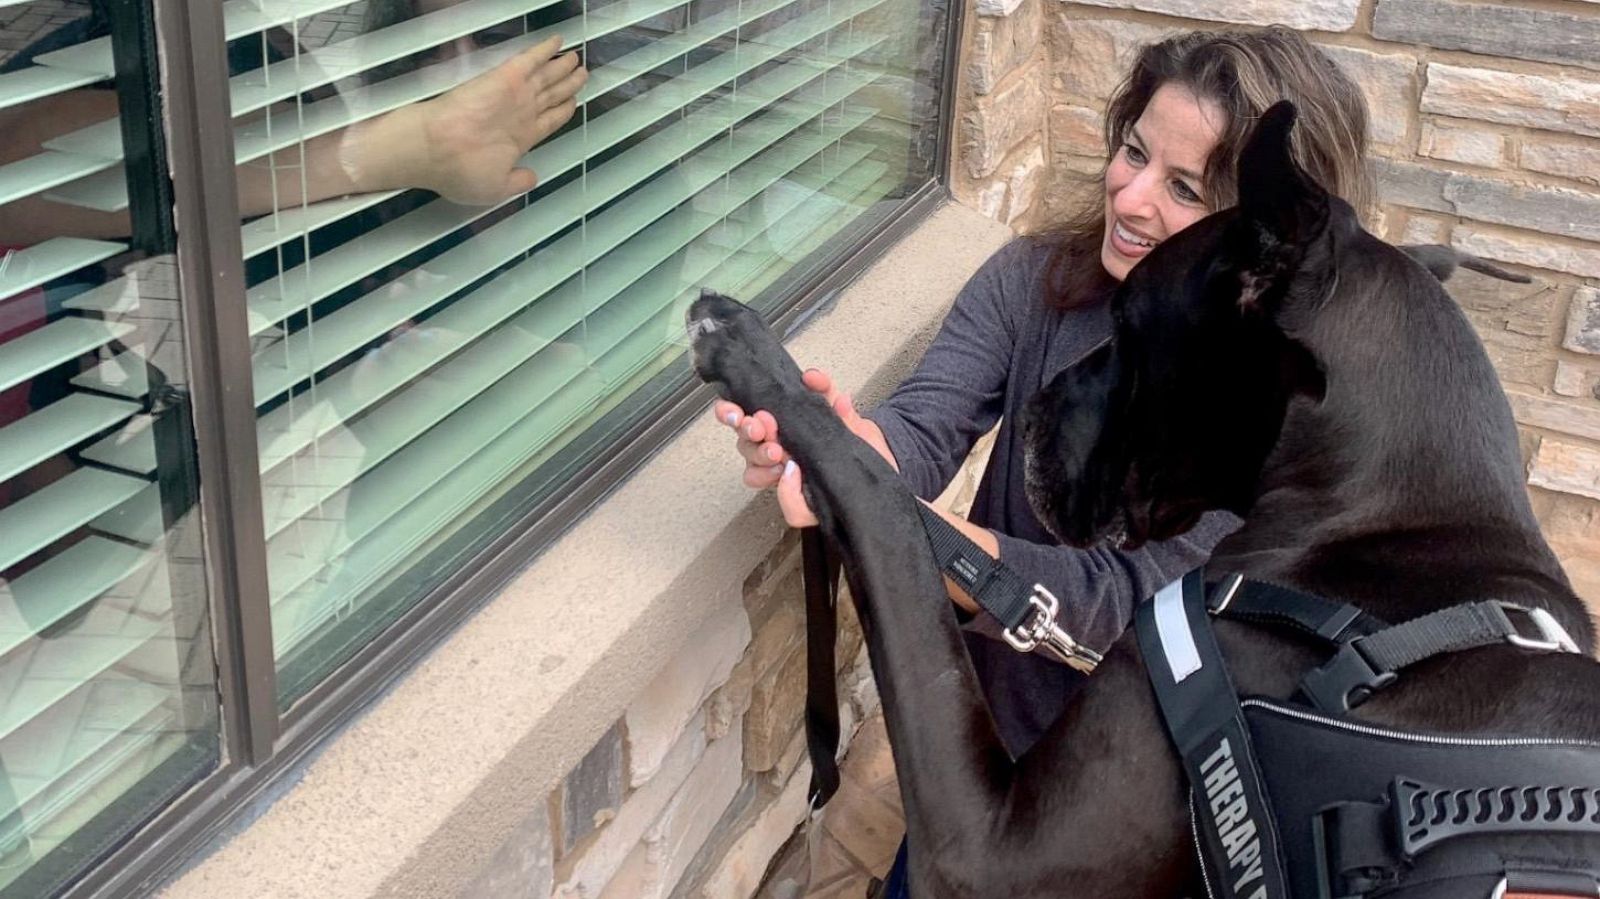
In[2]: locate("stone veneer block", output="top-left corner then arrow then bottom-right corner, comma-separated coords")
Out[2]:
744,636 -> 808,771
599,729 -> 744,899
1529,437 -> 1600,502
1521,139 -> 1600,190
961,64 -> 1047,179
1418,119 -> 1506,169
1375,158 -> 1600,245
559,720 -> 627,855
969,0 -> 1043,95
1004,142 -> 1048,225
1509,392 -> 1600,443
1554,360 -> 1600,401
1454,226 -> 1600,281
699,763 -> 814,898
1316,44 -> 1416,149
1568,288 -> 1600,355
975,0 -> 1025,15
461,801 -> 554,899
625,602 -> 750,787
1052,17 -> 1179,104
1422,64 -> 1600,140
1374,0 -> 1600,73
554,714 -> 708,899
1069,0 -> 1359,30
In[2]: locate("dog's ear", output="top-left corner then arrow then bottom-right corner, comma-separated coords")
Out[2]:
1232,101 -> 1332,311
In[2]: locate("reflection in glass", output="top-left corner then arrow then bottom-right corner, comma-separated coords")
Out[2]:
0,2 -> 221,894
227,0 -> 944,705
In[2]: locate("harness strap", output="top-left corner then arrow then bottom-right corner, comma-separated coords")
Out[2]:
1297,600 -> 1581,713
1136,571 -> 1292,899
1204,576 -> 1387,642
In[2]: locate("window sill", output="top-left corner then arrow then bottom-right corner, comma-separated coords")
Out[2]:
160,200 -> 1014,898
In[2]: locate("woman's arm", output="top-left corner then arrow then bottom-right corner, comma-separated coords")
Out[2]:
0,38 -> 585,244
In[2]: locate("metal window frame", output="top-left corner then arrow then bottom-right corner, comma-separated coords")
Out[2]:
58,0 -> 967,892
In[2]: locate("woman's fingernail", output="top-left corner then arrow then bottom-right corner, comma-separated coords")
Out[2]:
766,446 -> 781,462
725,412 -> 739,427
782,460 -> 796,479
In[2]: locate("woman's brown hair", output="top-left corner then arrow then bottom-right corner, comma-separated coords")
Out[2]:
1042,26 -> 1374,309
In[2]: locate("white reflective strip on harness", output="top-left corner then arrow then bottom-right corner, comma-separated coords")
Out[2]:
1154,576 -> 1203,683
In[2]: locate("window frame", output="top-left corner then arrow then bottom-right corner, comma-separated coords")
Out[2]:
55,0 -> 965,892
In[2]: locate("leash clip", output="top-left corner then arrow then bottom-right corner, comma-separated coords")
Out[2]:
1002,585 -> 1104,673
1495,602 -> 1581,654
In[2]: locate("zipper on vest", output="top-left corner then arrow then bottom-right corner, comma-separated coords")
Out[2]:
1241,698 -> 1600,748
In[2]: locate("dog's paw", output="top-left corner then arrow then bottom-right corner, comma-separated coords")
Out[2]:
685,288 -> 804,410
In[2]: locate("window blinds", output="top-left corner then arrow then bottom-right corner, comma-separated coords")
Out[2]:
0,4 -> 217,893
223,0 -> 914,702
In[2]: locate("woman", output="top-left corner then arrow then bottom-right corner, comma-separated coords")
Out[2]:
713,23 -> 1374,865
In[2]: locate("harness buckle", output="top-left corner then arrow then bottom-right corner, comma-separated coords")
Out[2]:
1495,602 -> 1581,654
1002,585 -> 1104,673
1299,638 -> 1398,712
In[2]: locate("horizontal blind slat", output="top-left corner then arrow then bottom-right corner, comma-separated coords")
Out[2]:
0,467 -> 148,573
0,151 -> 116,209
31,37 -> 112,77
0,536 -> 152,664
267,145 -> 882,607
43,165 -> 129,213
81,415 -> 159,476
249,37 -> 882,401
0,238 -> 128,304
0,616 -> 164,742
0,315 -> 137,395
69,351 -> 149,399
0,394 -> 139,484
0,64 -> 102,110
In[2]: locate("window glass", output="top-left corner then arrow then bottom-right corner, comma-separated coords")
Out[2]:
225,0 -> 945,705
0,2 -> 220,894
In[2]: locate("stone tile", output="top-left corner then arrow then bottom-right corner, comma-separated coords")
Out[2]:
698,762 -> 813,898
1422,63 -> 1600,140
1529,437 -> 1600,502
1069,0 -> 1359,30
1419,119 -> 1506,169
968,0 -> 1042,95
1509,392 -> 1600,443
1554,360 -> 1600,401
1317,43 -> 1416,150
1375,158 -> 1600,245
554,714 -> 709,899
1375,0 -> 1600,73
744,639 -> 806,772
1521,138 -> 1600,189
1454,225 -> 1600,281
1051,16 -> 1180,106
626,603 -> 751,787
961,62 -> 1046,179
560,720 -> 627,856
1568,287 -> 1600,355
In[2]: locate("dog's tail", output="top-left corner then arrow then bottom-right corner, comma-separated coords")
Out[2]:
1399,244 -> 1533,284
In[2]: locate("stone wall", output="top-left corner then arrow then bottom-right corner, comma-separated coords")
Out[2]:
460,528 -> 879,899
952,0 -> 1600,605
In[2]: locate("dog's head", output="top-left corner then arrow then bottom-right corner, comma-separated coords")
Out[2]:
1023,102 -> 1335,550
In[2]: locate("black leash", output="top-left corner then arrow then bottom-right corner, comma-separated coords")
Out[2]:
801,527 -> 842,808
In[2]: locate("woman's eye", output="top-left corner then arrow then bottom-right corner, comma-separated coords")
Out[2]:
1123,143 -> 1147,165
1171,180 -> 1202,204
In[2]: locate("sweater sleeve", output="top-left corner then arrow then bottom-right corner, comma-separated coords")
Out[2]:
867,238 -> 1041,500
987,511 -> 1240,653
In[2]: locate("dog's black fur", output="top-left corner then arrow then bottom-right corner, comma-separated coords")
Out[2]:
687,103 -> 1600,896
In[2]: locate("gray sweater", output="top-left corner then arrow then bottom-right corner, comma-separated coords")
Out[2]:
868,236 -> 1238,749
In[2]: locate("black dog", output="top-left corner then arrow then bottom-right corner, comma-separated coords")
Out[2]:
687,104 -> 1600,896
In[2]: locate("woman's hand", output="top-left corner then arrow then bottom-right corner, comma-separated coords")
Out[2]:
356,35 -> 588,204
714,368 -> 897,528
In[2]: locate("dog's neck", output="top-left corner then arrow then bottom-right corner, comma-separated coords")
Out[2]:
1206,232 -> 1583,632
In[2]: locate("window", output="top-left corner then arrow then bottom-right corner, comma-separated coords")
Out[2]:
229,0 -> 943,705
0,2 -> 221,896
0,0 -> 950,891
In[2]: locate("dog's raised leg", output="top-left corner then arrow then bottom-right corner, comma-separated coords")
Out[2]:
688,292 -> 1191,897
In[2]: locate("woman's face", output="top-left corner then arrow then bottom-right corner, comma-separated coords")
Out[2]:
1101,83 -> 1226,282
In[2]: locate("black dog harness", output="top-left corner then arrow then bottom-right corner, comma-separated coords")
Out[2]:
1135,570 -> 1600,899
